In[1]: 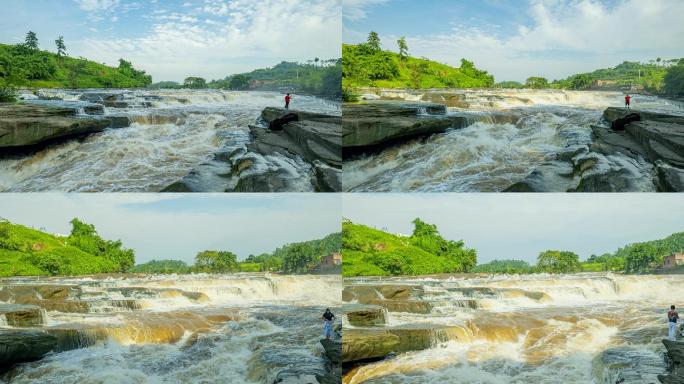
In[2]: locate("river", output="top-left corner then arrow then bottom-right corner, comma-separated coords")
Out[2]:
342,89 -> 684,192
0,89 -> 340,192
0,274 -> 341,383
343,273 -> 680,384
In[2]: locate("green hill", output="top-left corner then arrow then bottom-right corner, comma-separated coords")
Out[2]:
0,40 -> 152,89
342,38 -> 494,90
0,219 -> 132,277
207,59 -> 342,99
342,219 -> 477,277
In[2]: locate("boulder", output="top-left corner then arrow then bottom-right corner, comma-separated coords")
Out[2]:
0,304 -> 45,326
320,338 -> 342,364
342,101 -> 468,153
367,299 -> 433,314
342,324 -> 465,363
0,103 -> 110,149
268,112 -> 298,131
0,330 -> 58,367
344,304 -> 386,327
659,339 -> 684,384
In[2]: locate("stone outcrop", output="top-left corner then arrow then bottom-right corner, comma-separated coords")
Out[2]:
342,101 -> 468,154
344,304 -> 386,327
165,107 -> 342,192
342,324 -> 465,364
506,107 -> 684,192
0,304 -> 45,327
0,103 -> 110,150
0,330 -> 58,367
659,339 -> 684,383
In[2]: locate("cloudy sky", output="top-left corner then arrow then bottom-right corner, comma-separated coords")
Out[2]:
343,194 -> 684,264
343,0 -> 684,82
1,0 -> 341,82
0,194 -> 341,264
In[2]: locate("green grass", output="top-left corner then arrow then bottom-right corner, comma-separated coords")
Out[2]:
342,221 -> 475,277
342,43 -> 494,89
0,221 -> 119,277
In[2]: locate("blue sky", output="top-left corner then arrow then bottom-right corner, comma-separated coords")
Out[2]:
0,194 -> 341,264
343,194 -> 684,264
1,0 -> 341,82
343,0 -> 684,82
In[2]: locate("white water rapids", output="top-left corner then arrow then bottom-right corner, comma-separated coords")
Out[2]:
344,273 -> 683,384
342,89 -> 684,192
0,89 -> 340,192
0,274 -> 342,384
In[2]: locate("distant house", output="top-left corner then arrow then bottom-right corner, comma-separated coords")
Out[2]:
593,79 -> 617,87
319,252 -> 342,270
663,253 -> 684,269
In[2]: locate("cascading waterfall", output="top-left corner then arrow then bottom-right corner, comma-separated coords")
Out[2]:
344,273 -> 684,384
343,89 -> 684,192
0,274 -> 342,383
0,89 -> 340,192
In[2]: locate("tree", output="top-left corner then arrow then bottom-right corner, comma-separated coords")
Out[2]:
367,31 -> 381,52
664,62 -> 684,97
411,218 -> 439,238
315,57 -> 320,67
624,243 -> 659,273
55,36 -> 66,57
194,250 -> 238,273
183,76 -> 207,89
525,77 -> 549,89
67,218 -> 135,272
24,31 -> 38,50
281,243 -> 318,273
536,250 -> 581,273
228,74 -> 250,90
397,37 -> 408,61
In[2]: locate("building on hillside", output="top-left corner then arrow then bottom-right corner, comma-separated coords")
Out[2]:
663,252 -> 684,270
319,252 -> 342,271
592,79 -> 618,87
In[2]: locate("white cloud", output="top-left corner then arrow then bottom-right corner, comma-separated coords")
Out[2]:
73,0 -> 120,12
343,0 -> 387,21
378,0 -> 684,81
76,0 -> 342,81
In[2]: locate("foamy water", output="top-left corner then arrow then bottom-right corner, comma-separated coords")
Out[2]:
0,274 -> 342,383
0,89 -> 340,192
344,273 -> 680,384
343,89 -> 684,192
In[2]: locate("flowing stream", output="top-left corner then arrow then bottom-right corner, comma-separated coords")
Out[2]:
342,89 -> 684,192
0,274 -> 342,383
0,89 -> 340,192
343,273 -> 682,384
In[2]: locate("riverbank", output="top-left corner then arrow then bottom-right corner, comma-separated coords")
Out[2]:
0,273 -> 342,383
0,89 -> 340,192
342,88 -> 683,192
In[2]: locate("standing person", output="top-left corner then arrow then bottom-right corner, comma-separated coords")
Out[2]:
625,94 -> 631,109
284,93 -> 292,109
322,308 -> 335,339
669,305 -> 679,340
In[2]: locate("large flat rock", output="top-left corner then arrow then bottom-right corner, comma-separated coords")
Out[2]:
342,101 -> 467,152
0,330 -> 58,367
0,103 -> 110,149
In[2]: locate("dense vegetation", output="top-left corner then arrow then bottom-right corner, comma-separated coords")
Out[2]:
127,232 -> 342,275
342,219 -> 477,277
494,59 -> 684,96
0,31 -> 151,92
129,259 -> 191,274
473,231 -> 684,275
342,32 -> 494,91
0,218 -> 134,277
473,259 -> 532,274
152,59 -> 342,99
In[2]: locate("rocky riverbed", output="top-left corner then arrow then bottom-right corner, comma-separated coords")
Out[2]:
342,273 -> 682,384
0,89 -> 340,192
0,274 -> 342,384
342,88 -> 683,192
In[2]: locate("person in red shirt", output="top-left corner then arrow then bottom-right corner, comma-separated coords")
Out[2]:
669,305 -> 679,340
285,93 -> 292,109
625,94 -> 631,109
